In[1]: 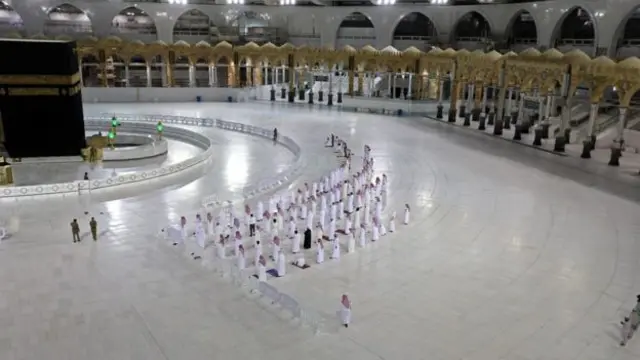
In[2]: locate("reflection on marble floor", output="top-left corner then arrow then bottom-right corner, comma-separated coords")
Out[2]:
0,102 -> 639,360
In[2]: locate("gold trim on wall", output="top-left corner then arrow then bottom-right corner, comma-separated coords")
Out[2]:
0,72 -> 81,86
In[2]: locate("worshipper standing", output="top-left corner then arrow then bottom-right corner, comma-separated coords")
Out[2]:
206,212 -> 214,236
277,250 -> 286,277
354,207 -> 361,230
340,295 -> 352,328
272,236 -> 281,261
237,244 -> 246,270
258,255 -> 267,281
257,201 -> 264,222
292,229 -> 301,254
249,214 -> 256,237
217,234 -> 226,259
304,227 -> 312,249
70,219 -> 81,243
404,204 -> 411,225
254,240 -> 263,266
331,233 -> 340,260
273,128 -> 278,143
344,214 -> 352,235
347,230 -> 355,253
371,218 -> 380,242
380,219 -> 387,236
306,210 -> 314,231
389,211 -> 396,233
316,239 -> 325,264
192,221 -> 206,260
234,231 -> 242,256
358,223 -> 367,248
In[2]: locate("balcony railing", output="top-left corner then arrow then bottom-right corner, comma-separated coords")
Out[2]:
556,38 -> 595,45
393,35 -> 432,41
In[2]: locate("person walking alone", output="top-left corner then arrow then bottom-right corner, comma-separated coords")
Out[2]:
70,219 -> 81,243
89,217 -> 98,241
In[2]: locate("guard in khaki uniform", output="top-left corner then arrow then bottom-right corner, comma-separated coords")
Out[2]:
70,219 -> 80,243
89,217 -> 98,241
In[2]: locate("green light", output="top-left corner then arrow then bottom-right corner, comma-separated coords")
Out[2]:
108,131 -> 115,139
156,123 -> 164,132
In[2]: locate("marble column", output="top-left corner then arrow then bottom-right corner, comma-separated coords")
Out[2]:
146,63 -> 152,87
188,65 -> 195,87
124,64 -> 130,87
407,73 -> 413,100
609,107 -> 627,166
388,73 -> 393,99
436,79 -> 444,119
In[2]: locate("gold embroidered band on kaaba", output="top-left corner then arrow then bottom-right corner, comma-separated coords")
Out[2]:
0,85 -> 82,97
0,72 -> 81,86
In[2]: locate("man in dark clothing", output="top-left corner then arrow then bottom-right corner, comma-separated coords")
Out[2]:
273,128 -> 278,143
304,228 -> 312,249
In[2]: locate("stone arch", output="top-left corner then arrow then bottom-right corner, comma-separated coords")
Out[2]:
172,8 -> 212,39
0,1 -> 24,33
391,12 -> 437,51
111,6 -> 158,39
551,6 -> 597,49
336,11 -> 376,48
613,6 -> 640,58
505,9 -> 538,49
452,11 -> 492,42
44,3 -> 93,36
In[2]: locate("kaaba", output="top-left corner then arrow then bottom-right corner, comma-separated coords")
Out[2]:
0,39 -> 85,158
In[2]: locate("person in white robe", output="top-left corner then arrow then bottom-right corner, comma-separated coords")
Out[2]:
306,211 -> 314,231
272,236 -> 281,261
316,223 -> 324,242
237,244 -> 246,270
358,224 -> 366,247
176,216 -> 187,246
338,200 -> 344,220
311,198 -> 317,217
371,220 -> 380,242
331,234 -> 340,260
344,215 -> 352,235
292,230 -> 301,254
277,250 -> 286,277
347,193 -> 354,214
380,221 -> 387,236
329,218 -> 336,237
330,202 -> 337,221
404,204 -> 410,225
217,234 -> 226,259
234,231 -> 242,256
254,240 -> 263,266
257,255 -> 267,282
300,204 -> 307,220
319,209 -> 326,229
264,214 -> 271,233
312,182 -> 318,195
271,219 -> 279,239
321,194 -> 327,213
257,201 -> 264,221
340,295 -> 352,328
375,199 -> 382,220
347,231 -> 355,253
288,217 -> 295,239
316,239 -> 325,264
363,205 -> 370,226
354,208 -> 361,230
206,213 -> 214,236
192,220 -> 206,260
389,211 -> 396,233
277,212 -> 284,231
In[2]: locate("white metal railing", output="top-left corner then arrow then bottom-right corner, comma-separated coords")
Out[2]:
1,114 -> 303,199
557,38 -> 595,45
336,35 -> 376,40
512,38 -> 537,44
393,35 -> 431,41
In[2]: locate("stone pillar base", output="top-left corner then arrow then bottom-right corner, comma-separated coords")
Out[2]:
487,113 -> 495,125
493,119 -> 503,135
554,136 -> 566,152
478,116 -> 486,130
533,128 -> 543,146
448,108 -> 457,122
541,123 -> 550,139
472,108 -> 481,122
270,89 -> 276,101
521,123 -> 530,134
318,91 -> 324,102
337,93 -> 343,104
459,105 -> 466,118
281,88 -> 286,99
328,93 -> 333,106
513,125 -> 522,140
463,114 -> 471,126
503,116 -> 511,129
580,140 -> 592,158
308,92 -> 314,104
298,89 -> 305,101
436,104 -> 443,119
564,128 -> 571,144
511,111 -> 518,124
609,147 -> 622,166
288,91 -> 295,103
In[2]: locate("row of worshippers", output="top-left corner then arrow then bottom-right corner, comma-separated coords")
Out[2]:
169,139 -> 412,281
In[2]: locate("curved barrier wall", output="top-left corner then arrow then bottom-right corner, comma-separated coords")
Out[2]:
84,125 -> 168,161
0,115 -> 303,199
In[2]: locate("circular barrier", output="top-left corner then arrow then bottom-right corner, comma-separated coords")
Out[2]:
0,114 -> 303,199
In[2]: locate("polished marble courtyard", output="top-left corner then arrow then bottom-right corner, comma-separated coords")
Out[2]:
0,102 -> 639,360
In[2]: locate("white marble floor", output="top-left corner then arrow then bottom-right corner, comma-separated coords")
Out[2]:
1,102 -> 640,360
